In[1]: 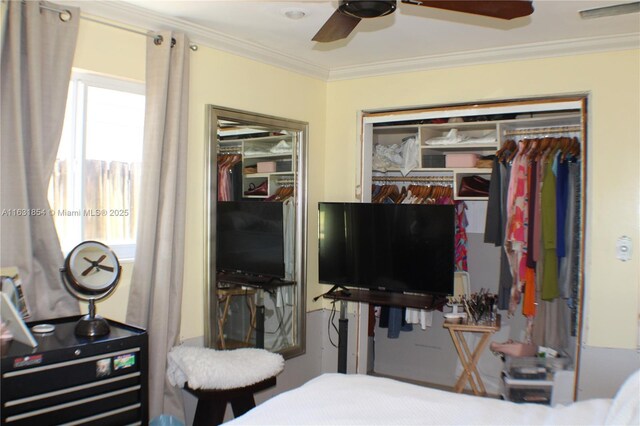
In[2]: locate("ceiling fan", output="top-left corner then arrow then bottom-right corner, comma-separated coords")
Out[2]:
579,1 -> 640,19
312,0 -> 535,42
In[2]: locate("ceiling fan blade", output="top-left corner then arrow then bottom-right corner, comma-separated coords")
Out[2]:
312,9 -> 361,42
580,2 -> 640,19
401,0 -> 534,20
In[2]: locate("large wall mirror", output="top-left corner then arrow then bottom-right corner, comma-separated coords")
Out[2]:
204,106 -> 307,359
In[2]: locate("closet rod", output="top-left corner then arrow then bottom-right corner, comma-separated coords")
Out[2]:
372,176 -> 454,183
34,1 -> 199,51
503,125 -> 582,136
276,178 -> 295,184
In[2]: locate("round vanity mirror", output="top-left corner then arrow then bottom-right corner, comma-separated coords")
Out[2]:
61,241 -> 121,337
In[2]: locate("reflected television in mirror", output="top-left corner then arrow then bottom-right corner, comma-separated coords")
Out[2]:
216,201 -> 285,279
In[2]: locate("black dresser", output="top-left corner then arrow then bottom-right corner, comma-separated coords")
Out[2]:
1,316 -> 148,425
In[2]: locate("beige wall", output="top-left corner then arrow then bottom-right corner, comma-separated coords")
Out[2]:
73,19 -> 328,339
183,44 -> 327,339
73,18 -> 638,350
324,50 -> 640,349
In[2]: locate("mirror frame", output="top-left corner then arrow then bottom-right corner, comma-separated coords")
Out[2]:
204,105 -> 308,359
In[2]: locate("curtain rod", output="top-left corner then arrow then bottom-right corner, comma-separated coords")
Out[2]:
36,2 -> 198,51
503,125 -> 582,137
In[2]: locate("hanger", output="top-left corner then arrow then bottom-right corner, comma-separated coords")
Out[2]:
525,138 -> 539,159
497,139 -> 516,162
396,186 -> 408,204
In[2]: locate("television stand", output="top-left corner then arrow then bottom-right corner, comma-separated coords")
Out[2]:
322,289 -> 444,374
312,285 -> 351,302
217,272 -> 294,289
247,276 -> 276,286
324,289 -> 438,309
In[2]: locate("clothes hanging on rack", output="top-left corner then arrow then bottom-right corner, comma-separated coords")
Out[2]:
540,146 -> 560,301
485,134 -> 581,348
262,181 -> 295,280
265,183 -> 294,202
282,198 -> 294,281
371,181 -> 454,205
217,154 -> 242,201
455,202 -> 469,273
505,141 -> 529,315
485,141 -> 516,310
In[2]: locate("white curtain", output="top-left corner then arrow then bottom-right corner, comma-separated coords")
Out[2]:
126,32 -> 190,421
0,0 -> 80,319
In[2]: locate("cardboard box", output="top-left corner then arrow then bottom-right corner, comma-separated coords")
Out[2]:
257,161 -> 276,173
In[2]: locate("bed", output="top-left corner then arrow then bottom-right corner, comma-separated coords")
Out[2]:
227,370 -> 639,425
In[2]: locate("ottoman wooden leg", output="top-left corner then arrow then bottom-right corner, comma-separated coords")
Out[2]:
192,396 -> 226,426
185,376 -> 277,426
230,394 -> 256,417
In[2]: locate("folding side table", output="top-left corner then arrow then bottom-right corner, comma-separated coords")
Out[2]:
443,315 -> 501,396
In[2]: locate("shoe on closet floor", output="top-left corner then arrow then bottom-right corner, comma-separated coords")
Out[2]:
244,181 -> 268,196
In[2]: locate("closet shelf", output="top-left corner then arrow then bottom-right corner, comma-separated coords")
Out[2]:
244,171 -> 294,178
451,167 -> 491,174
422,143 -> 498,151
244,152 -> 292,159
376,167 -> 491,174
456,196 -> 489,201
373,168 -> 450,174
221,134 -> 292,144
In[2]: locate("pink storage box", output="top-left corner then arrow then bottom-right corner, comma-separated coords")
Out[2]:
257,161 -> 277,173
445,153 -> 478,168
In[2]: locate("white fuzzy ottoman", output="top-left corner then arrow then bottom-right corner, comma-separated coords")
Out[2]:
167,346 -> 284,425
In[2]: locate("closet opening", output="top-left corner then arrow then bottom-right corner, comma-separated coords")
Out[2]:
356,95 -> 587,404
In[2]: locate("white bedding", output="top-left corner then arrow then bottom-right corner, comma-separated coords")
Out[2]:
228,370 -> 639,425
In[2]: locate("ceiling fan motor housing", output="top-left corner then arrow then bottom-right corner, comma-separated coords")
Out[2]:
339,0 -> 397,18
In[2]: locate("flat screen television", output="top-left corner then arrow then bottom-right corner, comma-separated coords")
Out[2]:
217,201 -> 285,279
318,202 -> 455,296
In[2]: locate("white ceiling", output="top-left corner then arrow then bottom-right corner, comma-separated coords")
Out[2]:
62,1 -> 640,80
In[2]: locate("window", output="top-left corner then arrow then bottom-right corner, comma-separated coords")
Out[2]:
48,72 -> 145,260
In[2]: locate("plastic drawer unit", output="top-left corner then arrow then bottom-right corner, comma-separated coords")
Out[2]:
501,356 -> 573,406
502,375 -> 553,404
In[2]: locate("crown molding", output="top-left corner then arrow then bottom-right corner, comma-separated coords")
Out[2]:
57,0 -> 330,80
328,33 -> 640,81
60,1 -> 638,83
